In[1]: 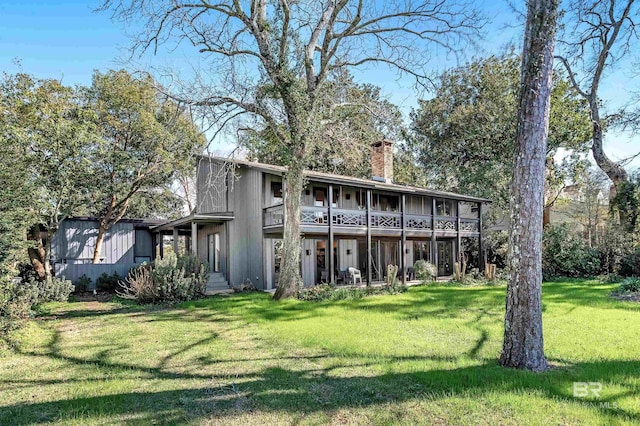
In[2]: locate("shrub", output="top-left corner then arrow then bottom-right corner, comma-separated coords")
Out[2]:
296,282 -> 407,302
296,283 -> 335,302
618,277 -> 640,293
74,275 -> 92,293
542,224 -> 602,279
0,279 -> 39,331
96,272 -> 121,292
414,260 -> 437,281
620,249 -> 640,277
117,254 -> 208,304
34,277 -> 74,303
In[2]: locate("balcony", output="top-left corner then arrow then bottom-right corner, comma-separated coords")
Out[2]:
264,205 -> 481,233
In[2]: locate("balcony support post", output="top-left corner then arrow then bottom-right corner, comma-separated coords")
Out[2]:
328,184 -> 335,284
431,198 -> 437,273
479,202 -> 485,272
457,201 -> 462,271
401,194 -> 407,285
366,190 -> 372,285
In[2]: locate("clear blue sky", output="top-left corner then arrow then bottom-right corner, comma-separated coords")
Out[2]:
1,0 -> 638,168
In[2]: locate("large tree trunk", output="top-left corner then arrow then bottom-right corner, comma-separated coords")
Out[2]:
28,224 -> 52,280
590,108 -> 631,228
273,158 -> 305,300
500,0 -> 558,372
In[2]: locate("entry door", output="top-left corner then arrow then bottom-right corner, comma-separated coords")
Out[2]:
437,240 -> 453,276
208,233 -> 220,272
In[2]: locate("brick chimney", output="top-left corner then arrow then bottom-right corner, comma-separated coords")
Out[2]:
371,140 -> 394,183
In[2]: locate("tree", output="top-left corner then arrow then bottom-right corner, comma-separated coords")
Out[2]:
556,0 -> 639,230
101,0 -> 483,299
85,70 -> 205,263
499,0 -> 559,372
0,73 -> 98,280
407,53 -> 591,210
242,70 -> 403,179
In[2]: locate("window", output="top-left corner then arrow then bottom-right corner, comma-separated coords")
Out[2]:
413,241 -> 431,263
314,188 -> 326,207
271,182 -> 283,199
436,199 -> 456,216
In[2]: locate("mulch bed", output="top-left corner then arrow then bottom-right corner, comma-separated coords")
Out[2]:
610,291 -> 640,302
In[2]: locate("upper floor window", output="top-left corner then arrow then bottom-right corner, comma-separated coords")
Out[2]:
372,193 -> 399,212
271,182 -> 282,201
436,199 -> 456,216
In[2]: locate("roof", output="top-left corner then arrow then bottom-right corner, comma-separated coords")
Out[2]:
151,212 -> 235,232
66,217 -> 166,228
198,154 -> 491,203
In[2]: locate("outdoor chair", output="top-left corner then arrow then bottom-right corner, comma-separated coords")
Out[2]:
348,267 -> 363,285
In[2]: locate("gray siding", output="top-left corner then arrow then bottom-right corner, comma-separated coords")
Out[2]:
51,219 -> 153,285
196,157 -> 228,213
227,167 -> 265,288
197,223 -> 228,278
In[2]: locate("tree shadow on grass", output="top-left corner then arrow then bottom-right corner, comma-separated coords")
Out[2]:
1,357 -> 638,425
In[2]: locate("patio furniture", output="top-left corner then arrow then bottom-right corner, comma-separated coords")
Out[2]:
348,267 -> 363,285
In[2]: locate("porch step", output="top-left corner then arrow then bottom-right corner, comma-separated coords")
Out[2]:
205,272 -> 231,295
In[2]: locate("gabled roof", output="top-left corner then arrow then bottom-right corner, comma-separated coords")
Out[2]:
198,154 -> 491,203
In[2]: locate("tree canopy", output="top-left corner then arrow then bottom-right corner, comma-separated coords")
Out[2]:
407,53 -> 592,209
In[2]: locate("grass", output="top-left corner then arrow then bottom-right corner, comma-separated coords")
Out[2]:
1,279 -> 639,425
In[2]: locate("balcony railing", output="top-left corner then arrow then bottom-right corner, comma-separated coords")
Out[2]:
264,205 -> 477,233
264,204 -> 284,226
371,211 -> 402,228
302,206 -> 329,225
434,216 -> 457,231
332,208 -> 366,226
404,214 -> 432,230
460,218 -> 480,233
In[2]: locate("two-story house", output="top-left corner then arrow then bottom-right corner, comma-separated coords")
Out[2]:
152,141 -> 489,291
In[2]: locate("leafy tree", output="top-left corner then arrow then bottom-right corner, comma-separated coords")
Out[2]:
0,73 -> 98,279
500,0 -> 559,372
85,70 -> 205,263
101,0 -> 483,300
407,53 -> 591,210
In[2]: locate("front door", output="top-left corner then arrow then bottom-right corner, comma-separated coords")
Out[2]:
437,240 -> 453,276
207,233 -> 220,272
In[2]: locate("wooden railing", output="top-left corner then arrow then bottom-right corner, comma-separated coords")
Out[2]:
302,206 -> 329,225
434,216 -> 457,231
371,211 -> 402,228
332,208 -> 366,226
264,206 -> 477,233
404,214 -> 432,230
264,204 -> 284,226
459,218 -> 480,233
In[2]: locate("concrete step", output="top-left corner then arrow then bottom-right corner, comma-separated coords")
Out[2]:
205,272 -> 230,295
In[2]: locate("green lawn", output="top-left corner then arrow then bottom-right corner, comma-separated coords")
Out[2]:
1,280 -> 639,425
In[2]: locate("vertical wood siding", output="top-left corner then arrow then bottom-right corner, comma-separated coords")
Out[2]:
196,157 -> 228,213
227,167 -> 265,288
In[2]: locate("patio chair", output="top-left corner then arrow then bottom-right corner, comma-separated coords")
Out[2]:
348,267 -> 362,285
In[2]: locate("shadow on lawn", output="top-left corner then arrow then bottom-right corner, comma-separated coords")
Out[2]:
4,282 -> 638,424
1,349 -> 638,425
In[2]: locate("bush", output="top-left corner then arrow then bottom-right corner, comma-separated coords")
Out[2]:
620,249 -> 640,277
74,275 -> 92,293
34,277 -> 74,303
414,260 -> 437,281
296,282 -> 407,302
619,277 -> 640,293
117,254 -> 208,304
0,279 -> 39,331
542,224 -> 602,279
96,272 -> 121,292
